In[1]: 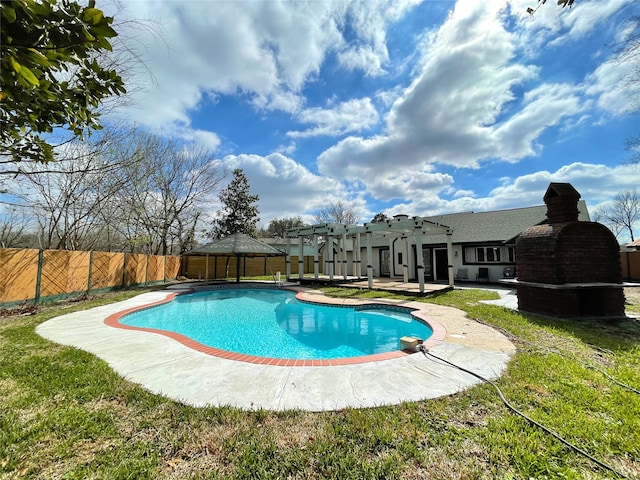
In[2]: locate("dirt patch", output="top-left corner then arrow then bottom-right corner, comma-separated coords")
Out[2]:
624,287 -> 640,307
0,304 -> 38,319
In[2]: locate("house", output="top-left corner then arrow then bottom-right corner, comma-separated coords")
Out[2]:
285,201 -> 590,289
622,239 -> 640,251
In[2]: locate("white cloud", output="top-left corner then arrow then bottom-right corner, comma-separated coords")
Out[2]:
317,0 -> 634,202
252,89 -> 305,115
585,54 -> 640,117
367,170 -> 454,202
317,1 -> 541,180
492,82 -> 584,159
337,47 -> 386,76
218,153 -> 353,224
275,141 -> 297,155
176,128 -> 221,151
111,0 -> 424,131
375,86 -> 405,107
453,188 -> 475,198
113,1 -> 346,129
377,162 -> 640,219
512,0 -> 628,49
334,0 -> 421,76
287,98 -> 379,138
510,0 -> 634,146
479,162 -> 640,219
98,0 -> 636,229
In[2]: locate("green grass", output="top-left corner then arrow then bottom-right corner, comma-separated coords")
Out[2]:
1,286 -> 639,479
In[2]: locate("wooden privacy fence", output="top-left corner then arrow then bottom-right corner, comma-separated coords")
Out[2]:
0,248 -> 181,307
181,251 -> 635,282
621,251 -> 640,282
181,255 -> 320,280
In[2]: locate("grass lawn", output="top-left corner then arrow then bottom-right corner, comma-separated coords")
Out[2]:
1,286 -> 639,479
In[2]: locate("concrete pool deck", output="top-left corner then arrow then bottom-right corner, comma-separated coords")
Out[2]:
36,286 -> 516,412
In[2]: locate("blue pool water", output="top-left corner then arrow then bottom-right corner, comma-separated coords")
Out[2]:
120,288 -> 433,360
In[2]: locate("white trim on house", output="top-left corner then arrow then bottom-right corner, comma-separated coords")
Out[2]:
286,215 -> 453,293
285,202 -> 591,291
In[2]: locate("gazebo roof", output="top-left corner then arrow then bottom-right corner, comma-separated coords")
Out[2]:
188,233 -> 285,256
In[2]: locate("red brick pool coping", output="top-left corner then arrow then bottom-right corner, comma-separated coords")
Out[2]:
103,287 -> 448,367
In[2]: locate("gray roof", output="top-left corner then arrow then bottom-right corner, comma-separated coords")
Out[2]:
419,201 -> 589,245
188,233 -> 285,256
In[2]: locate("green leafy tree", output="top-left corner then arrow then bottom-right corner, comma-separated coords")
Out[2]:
527,0 -> 575,16
209,169 -> 260,239
370,212 -> 389,223
266,216 -> 306,238
0,0 -> 126,163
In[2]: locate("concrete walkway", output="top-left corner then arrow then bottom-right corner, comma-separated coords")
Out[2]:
36,286 -> 516,412
331,276 -> 519,309
475,285 -> 519,310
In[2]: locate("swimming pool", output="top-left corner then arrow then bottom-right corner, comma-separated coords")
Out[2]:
117,288 -> 433,361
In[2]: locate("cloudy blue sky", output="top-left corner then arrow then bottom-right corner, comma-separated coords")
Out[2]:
110,0 -> 639,238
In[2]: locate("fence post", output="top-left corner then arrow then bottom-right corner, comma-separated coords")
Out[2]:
34,249 -> 44,305
87,250 -> 94,293
122,253 -> 127,287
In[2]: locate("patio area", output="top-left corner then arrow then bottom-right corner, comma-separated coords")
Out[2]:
336,277 -> 452,295
297,274 -> 515,296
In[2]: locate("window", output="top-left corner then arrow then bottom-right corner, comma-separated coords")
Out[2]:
508,246 -> 516,263
466,246 -> 503,263
487,247 -> 500,262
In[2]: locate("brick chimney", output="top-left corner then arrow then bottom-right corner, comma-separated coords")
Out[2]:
544,183 -> 581,224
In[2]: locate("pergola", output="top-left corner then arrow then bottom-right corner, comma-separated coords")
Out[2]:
286,215 -> 453,293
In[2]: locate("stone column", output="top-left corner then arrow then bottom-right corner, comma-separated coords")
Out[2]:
313,234 -> 319,279
285,237 -> 291,280
327,235 -> 334,280
402,236 -> 409,283
446,231 -> 454,287
366,231 -> 373,289
353,233 -> 362,278
415,227 -> 425,293
298,235 -> 304,280
342,233 -> 348,280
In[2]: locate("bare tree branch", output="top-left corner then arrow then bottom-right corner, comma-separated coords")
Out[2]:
314,201 -> 361,225
593,189 -> 639,242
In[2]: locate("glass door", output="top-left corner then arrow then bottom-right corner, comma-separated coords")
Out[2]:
380,249 -> 391,276
435,248 -> 448,282
422,249 -> 432,280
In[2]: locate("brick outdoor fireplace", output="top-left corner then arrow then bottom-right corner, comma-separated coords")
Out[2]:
515,183 -> 625,318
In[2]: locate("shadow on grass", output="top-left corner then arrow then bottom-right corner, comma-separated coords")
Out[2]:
516,310 -> 640,353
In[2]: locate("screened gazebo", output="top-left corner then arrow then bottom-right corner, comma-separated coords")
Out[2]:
186,233 -> 286,283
